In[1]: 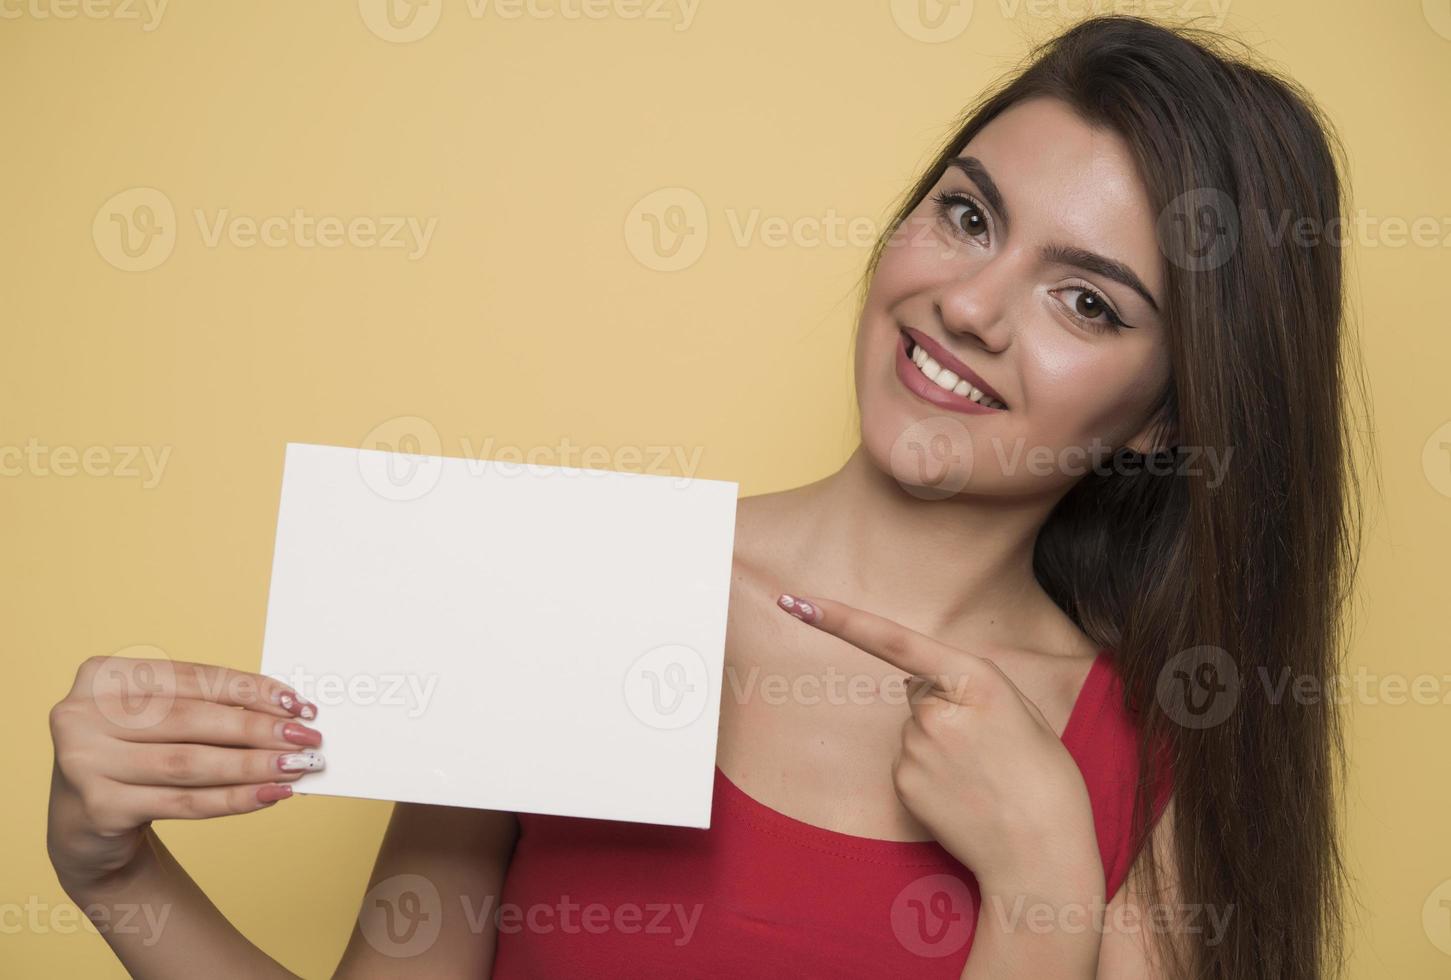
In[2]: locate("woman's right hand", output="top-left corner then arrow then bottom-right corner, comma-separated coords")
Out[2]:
47,652 -> 326,889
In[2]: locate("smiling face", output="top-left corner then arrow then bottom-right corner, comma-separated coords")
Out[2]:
856,96 -> 1174,498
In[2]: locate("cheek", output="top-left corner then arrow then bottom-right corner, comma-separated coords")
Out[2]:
1023,332 -> 1166,445
872,213 -> 958,296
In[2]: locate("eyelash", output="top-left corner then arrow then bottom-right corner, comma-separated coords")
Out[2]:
1055,282 -> 1129,333
928,188 -> 1130,334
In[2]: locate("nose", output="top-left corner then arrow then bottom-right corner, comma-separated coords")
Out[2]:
934,257 -> 1016,353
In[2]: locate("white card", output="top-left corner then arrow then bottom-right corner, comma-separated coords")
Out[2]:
257,442 -> 738,829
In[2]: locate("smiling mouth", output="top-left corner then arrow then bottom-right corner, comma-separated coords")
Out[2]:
897,328 -> 1009,411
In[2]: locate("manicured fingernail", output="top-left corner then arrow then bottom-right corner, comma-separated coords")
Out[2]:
280,721 -> 322,746
257,784 -> 293,805
777,593 -> 820,625
278,751 -> 326,772
297,700 -> 317,721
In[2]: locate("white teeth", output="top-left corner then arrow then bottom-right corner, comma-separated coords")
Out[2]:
907,343 -> 1006,409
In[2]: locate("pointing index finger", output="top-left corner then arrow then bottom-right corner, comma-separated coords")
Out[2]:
777,592 -> 972,689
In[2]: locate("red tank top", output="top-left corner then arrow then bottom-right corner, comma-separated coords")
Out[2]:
490,649 -> 1173,977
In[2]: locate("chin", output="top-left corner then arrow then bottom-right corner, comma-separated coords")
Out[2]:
856,385 -> 983,500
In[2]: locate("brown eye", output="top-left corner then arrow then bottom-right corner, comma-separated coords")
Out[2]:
1076,291 -> 1105,318
931,191 -> 990,242
954,200 -> 987,237
1052,285 -> 1129,333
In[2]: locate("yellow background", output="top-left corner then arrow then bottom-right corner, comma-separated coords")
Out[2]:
3,1 -> 1448,975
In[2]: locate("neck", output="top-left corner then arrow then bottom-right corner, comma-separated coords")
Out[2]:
781,444 -> 1070,646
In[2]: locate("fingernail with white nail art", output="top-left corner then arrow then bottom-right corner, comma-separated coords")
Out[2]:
278,751 -> 326,772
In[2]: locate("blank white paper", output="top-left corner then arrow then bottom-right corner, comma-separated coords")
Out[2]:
257,442 -> 738,829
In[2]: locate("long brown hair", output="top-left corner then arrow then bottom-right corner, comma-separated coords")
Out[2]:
857,15 -> 1369,978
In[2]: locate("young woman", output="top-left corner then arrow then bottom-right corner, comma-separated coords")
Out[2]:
47,15 -> 1363,978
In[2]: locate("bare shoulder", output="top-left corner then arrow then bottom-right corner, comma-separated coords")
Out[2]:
726,489 -> 809,655
732,485 -> 810,565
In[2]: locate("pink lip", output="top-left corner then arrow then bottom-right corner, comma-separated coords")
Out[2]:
895,328 -> 1008,415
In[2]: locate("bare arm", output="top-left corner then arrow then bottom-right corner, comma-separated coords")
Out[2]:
954,797 -> 1182,978
53,818 -> 301,979
331,802 -> 518,978
1096,797 -> 1188,979
47,656 -> 326,978
47,655 -> 518,978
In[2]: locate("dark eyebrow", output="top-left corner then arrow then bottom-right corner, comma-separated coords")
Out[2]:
945,154 -> 1160,315
1041,243 -> 1161,314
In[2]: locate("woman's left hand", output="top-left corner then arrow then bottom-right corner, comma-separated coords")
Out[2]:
775,592 -> 1105,902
